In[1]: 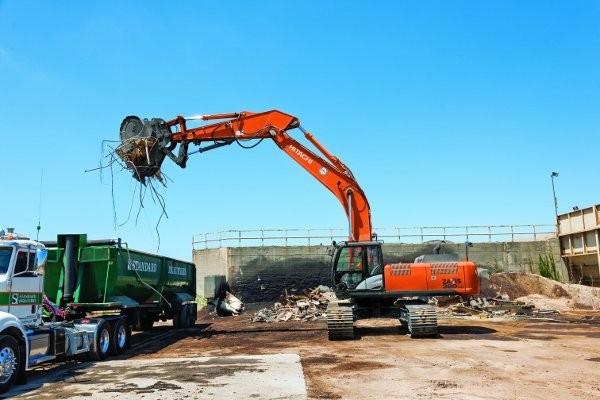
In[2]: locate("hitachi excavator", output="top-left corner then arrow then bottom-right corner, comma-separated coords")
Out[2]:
115,110 -> 479,339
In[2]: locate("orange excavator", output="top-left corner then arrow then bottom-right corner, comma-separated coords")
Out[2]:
116,110 -> 479,339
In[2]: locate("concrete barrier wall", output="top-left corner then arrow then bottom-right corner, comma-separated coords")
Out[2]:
193,247 -> 228,299
231,246 -> 330,303
193,239 -> 567,302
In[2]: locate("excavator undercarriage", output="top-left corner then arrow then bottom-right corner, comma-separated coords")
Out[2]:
326,299 -> 439,340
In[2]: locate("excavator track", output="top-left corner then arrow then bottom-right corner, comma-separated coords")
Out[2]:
399,303 -> 438,337
326,302 -> 355,340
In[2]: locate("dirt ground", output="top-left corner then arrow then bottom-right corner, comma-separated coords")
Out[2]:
9,273 -> 600,399
115,304 -> 600,400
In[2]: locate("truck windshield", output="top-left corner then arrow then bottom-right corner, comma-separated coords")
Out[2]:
0,247 -> 13,274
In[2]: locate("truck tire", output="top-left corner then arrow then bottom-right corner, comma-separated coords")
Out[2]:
0,335 -> 20,394
110,318 -> 130,355
89,319 -> 112,361
187,303 -> 196,328
173,305 -> 185,329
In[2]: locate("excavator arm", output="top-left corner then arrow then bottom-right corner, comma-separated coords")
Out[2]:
116,110 -> 373,242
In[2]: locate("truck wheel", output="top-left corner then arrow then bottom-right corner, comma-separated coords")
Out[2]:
182,304 -> 193,328
89,320 -> 112,361
110,319 -> 130,355
173,305 -> 185,329
0,335 -> 20,394
187,304 -> 196,328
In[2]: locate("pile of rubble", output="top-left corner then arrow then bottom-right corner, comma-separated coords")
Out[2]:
440,296 -> 558,318
251,286 -> 336,323
247,273 -> 600,322
482,272 -> 600,311
441,272 -> 600,318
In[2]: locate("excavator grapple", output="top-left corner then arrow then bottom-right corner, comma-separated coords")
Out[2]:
116,116 -> 170,183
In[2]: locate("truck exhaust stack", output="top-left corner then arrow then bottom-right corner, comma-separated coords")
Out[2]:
62,235 -> 79,303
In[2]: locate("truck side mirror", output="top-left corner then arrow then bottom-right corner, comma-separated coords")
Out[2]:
36,248 -> 48,274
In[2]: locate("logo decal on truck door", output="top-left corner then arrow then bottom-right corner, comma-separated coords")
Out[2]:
0,292 -> 42,305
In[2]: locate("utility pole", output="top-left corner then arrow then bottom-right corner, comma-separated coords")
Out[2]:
551,172 -> 559,220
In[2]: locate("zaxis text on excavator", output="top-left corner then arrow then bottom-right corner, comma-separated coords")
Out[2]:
115,109 -> 480,339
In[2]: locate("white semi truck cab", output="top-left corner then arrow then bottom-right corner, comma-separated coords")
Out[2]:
0,229 -> 117,393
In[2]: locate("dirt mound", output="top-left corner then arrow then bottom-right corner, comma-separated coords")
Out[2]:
481,272 -> 600,311
482,272 -> 570,299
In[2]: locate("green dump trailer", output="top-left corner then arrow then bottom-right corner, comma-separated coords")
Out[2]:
43,234 -> 197,332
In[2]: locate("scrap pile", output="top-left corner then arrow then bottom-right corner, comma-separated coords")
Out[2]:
439,271 -> 600,318
251,286 -> 336,323
440,296 -> 553,318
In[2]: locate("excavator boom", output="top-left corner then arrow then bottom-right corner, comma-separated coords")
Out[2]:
117,110 -> 372,241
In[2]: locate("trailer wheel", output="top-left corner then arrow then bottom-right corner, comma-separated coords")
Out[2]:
173,305 -> 185,329
0,335 -> 20,394
187,303 -> 197,328
89,320 -> 112,361
110,319 -> 130,355
182,304 -> 197,328
183,304 -> 192,328
186,304 -> 197,328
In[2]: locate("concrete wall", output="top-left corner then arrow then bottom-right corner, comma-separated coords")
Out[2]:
228,246 -> 330,303
382,240 -> 565,277
193,238 -> 567,303
192,247 -> 228,299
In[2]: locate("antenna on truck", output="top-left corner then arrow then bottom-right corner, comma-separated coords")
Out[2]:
36,169 -> 43,241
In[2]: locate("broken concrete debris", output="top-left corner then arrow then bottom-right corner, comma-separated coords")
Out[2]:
441,296 -> 550,318
246,273 -> 598,322
251,286 -> 336,323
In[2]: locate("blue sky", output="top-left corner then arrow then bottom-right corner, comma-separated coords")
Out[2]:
1,1 -> 598,260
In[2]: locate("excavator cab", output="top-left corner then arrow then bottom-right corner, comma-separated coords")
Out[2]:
330,241 -> 384,297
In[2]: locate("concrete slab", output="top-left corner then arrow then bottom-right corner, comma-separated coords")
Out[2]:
7,353 -> 307,400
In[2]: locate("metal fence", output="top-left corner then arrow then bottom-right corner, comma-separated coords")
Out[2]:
192,224 -> 556,249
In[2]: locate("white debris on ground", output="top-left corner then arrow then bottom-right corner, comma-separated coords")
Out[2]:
251,285 -> 337,323
440,296 -> 545,318
214,291 -> 245,316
